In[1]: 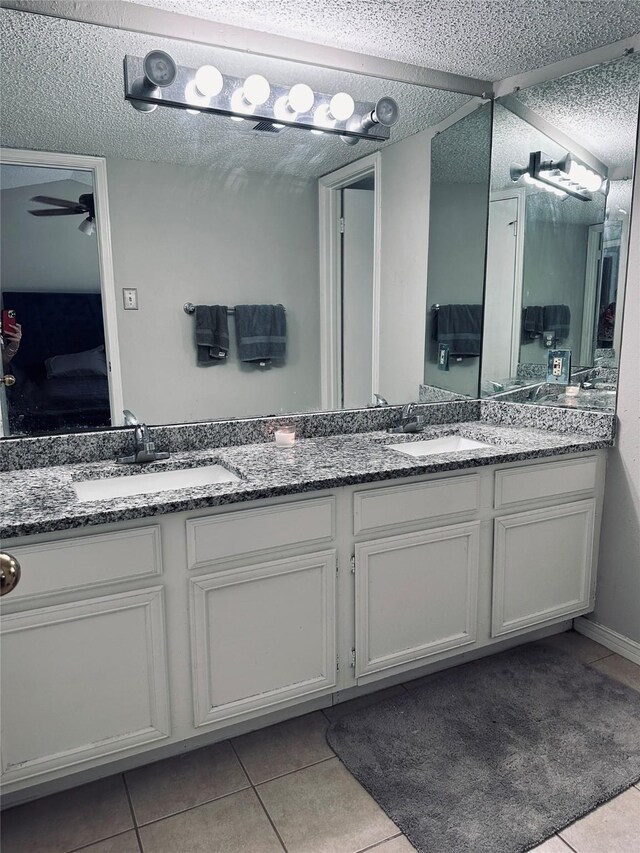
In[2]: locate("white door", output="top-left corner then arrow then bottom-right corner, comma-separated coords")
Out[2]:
482,194 -> 523,385
342,188 -> 375,408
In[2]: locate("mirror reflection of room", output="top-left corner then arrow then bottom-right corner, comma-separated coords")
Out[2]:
0,164 -> 111,434
481,53 -> 640,412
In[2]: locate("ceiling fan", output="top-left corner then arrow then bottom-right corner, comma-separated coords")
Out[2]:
29,192 -> 96,235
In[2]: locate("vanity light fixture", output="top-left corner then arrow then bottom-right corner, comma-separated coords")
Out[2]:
129,50 -> 177,113
510,151 -> 606,202
123,53 -> 399,142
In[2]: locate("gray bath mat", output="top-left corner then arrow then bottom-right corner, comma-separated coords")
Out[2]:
327,644 -> 640,853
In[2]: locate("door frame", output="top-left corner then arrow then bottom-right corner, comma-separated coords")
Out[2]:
0,147 -> 124,427
487,187 -> 526,379
580,224 -> 604,365
318,152 -> 381,410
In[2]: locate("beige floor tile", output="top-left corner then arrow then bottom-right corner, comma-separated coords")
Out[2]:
125,741 -> 249,825
74,831 -> 140,852
591,653 -> 640,692
0,775 -> 133,853
559,787 -> 640,853
367,835 -> 417,852
256,756 -> 398,853
323,685 -> 406,721
528,835 -> 573,852
538,630 -> 613,663
137,788 -> 283,853
232,711 -> 334,783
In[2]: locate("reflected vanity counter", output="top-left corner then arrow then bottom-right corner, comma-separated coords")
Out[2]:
0,401 -> 615,538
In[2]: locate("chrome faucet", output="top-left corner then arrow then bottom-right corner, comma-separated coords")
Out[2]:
370,393 -> 389,407
388,403 -> 425,434
117,409 -> 170,464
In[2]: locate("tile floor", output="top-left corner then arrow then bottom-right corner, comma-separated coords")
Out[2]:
1,631 -> 639,853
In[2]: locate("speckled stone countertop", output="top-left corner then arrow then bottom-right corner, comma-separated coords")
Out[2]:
1,421 -> 612,539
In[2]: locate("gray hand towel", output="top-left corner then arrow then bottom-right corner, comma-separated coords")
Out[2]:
544,305 -> 571,341
234,304 -> 286,363
434,304 -> 482,357
195,305 -> 229,365
523,306 -> 544,338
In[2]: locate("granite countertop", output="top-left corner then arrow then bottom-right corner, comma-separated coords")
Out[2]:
1,421 -> 612,539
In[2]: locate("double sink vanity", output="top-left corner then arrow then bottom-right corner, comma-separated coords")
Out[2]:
0,401 -> 613,803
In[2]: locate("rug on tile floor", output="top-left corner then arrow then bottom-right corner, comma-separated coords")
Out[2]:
326,644 -> 640,853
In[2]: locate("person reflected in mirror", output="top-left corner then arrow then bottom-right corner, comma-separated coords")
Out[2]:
2,322 -> 22,366
597,303 -> 615,348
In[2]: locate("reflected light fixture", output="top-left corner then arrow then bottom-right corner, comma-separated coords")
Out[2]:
510,151 -> 606,201
78,217 -> 96,236
124,52 -> 400,143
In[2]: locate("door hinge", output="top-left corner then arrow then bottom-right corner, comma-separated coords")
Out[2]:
336,654 -> 340,671
339,216 -> 345,234
350,555 -> 356,574
350,648 -> 356,668
508,218 -> 517,236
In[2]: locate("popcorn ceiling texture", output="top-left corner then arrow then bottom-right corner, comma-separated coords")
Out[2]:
0,9 -> 470,177
134,0 -> 640,80
516,54 -> 640,171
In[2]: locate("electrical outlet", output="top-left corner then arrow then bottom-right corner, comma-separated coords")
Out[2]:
546,349 -> 571,384
123,288 -> 138,310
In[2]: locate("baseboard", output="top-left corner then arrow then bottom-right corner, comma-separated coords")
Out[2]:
574,617 -> 640,665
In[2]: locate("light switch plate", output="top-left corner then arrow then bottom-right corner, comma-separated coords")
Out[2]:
123,288 -> 138,310
546,349 -> 571,384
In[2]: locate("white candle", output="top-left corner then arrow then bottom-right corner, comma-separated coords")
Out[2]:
274,427 -> 296,447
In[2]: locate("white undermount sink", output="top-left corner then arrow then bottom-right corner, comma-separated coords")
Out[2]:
73,464 -> 240,502
387,436 -> 495,457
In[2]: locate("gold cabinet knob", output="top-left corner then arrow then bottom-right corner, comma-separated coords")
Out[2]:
0,553 -> 21,596
1,374 -> 15,387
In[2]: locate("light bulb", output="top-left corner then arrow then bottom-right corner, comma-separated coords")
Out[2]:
314,104 -> 336,129
194,65 -> 223,97
184,80 -> 210,114
288,83 -> 314,113
584,170 -> 604,192
329,92 -> 355,121
243,74 -> 270,105
274,96 -> 290,122
231,88 -> 254,116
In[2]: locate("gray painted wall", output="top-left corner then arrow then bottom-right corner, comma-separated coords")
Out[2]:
378,129 -> 430,404
590,143 -> 640,644
106,159 -> 321,424
519,214 -> 588,364
0,178 -> 101,293
424,182 -> 488,397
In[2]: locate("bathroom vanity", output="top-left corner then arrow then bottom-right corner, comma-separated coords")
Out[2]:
0,421 -> 609,800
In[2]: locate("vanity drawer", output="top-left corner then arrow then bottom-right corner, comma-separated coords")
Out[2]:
494,456 -> 598,510
8,526 -> 162,602
353,474 -> 480,535
186,497 -> 335,569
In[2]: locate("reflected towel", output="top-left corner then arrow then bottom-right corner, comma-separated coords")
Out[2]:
234,304 -> 286,363
523,306 -> 544,339
195,305 -> 229,365
544,305 -> 571,341
434,304 -> 482,357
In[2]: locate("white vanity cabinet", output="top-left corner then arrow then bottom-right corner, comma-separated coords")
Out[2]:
185,498 -> 338,728
0,527 -> 170,788
0,450 -> 606,799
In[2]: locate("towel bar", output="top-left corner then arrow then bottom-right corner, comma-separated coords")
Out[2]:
183,302 -> 286,315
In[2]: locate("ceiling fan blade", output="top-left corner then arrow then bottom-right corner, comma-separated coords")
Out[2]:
30,195 -> 85,210
28,208 -> 81,216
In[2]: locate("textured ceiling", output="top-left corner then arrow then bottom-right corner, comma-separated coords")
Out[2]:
431,104 -> 492,183
516,53 -> 640,171
131,0 -> 640,80
0,9 -> 471,178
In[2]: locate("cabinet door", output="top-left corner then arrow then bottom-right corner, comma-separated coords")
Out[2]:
492,499 -> 596,637
355,522 -> 480,682
1,587 -> 170,787
190,551 -> 336,727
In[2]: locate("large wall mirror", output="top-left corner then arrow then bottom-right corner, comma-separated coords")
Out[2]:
480,53 -> 640,413
0,7 -> 489,436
